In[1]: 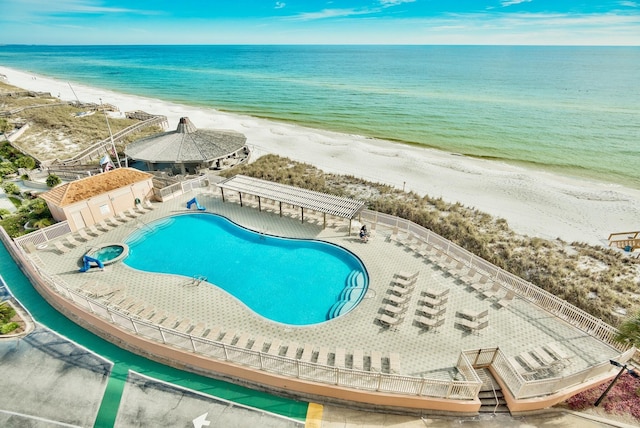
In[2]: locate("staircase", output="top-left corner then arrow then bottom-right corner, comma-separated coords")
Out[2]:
608,231 -> 640,251
476,368 -> 510,414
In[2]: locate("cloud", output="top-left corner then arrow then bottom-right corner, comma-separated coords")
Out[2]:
275,2 -> 286,9
290,8 -> 374,21
501,0 -> 533,6
379,0 -> 416,6
619,1 -> 638,7
4,0 -> 151,16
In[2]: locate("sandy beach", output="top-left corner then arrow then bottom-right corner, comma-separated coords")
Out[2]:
2,65 -> 639,248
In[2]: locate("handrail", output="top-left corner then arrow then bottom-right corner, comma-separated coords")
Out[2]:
360,209 -> 625,352
7,186 -> 636,403
58,115 -> 167,164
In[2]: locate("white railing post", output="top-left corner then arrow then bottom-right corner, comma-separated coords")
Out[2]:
159,327 -> 168,344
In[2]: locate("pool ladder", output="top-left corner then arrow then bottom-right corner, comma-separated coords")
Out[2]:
189,275 -> 207,286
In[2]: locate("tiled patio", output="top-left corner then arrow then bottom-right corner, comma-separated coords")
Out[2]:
30,188 -> 619,382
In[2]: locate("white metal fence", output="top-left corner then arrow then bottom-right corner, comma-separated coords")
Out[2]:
6,180 -> 634,403
32,263 -> 482,399
360,210 -> 624,349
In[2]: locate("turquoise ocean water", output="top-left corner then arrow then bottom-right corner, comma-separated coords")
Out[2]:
0,45 -> 638,188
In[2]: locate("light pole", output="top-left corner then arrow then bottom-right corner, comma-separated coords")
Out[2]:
99,98 -> 122,168
594,360 -> 640,407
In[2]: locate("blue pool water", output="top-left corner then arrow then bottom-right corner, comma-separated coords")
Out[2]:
124,213 -> 368,325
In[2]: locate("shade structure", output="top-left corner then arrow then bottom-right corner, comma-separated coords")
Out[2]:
217,175 -> 366,219
125,117 -> 248,174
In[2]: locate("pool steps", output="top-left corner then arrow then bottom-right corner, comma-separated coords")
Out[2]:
327,270 -> 367,320
101,289 -> 399,373
125,217 -> 175,246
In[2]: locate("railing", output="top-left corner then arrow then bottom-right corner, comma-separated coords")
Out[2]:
7,186 -> 635,404
154,175 -> 209,201
13,221 -> 71,248
59,115 -> 168,164
27,263 -> 480,400
360,209 -> 624,351
488,347 -> 635,400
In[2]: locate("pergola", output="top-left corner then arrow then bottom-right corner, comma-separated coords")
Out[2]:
216,175 -> 366,231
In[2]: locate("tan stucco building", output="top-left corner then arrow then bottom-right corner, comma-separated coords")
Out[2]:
40,168 -> 154,232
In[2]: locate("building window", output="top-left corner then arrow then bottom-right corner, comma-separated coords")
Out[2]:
100,204 -> 110,215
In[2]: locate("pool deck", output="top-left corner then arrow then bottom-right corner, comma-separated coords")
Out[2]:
29,189 -> 619,386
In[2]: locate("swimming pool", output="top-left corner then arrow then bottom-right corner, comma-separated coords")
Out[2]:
124,213 -> 368,325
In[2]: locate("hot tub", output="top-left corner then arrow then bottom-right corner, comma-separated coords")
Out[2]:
85,243 -> 129,265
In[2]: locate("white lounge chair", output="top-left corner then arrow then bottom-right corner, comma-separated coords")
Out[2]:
144,200 -> 156,210
370,351 -> 382,372
382,303 -> 408,315
334,348 -> 346,367
352,349 -> 364,370
75,229 -> 92,241
390,284 -> 414,296
65,235 -> 81,248
395,271 -> 419,281
115,213 -> 131,223
127,208 -> 142,218
482,283 -> 502,299
267,339 -> 282,356
87,225 -> 104,236
316,347 -> 329,365
53,241 -> 69,254
416,316 -> 445,331
496,290 -> 516,308
418,306 -> 446,318
389,352 -> 401,374
285,342 -> 299,359
97,221 -> 113,231
250,336 -> 265,352
385,293 -> 409,306
392,276 -> 417,288
189,322 -> 207,337
377,313 -> 403,328
300,344 -> 314,362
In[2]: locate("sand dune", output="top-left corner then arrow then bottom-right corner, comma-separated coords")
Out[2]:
2,65 -> 639,247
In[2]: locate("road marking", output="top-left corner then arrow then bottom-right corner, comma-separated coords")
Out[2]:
193,412 -> 211,428
0,409 -> 82,427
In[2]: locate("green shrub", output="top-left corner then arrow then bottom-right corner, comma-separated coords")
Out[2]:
14,156 -> 36,170
0,161 -> 16,177
0,322 -> 19,334
2,182 -> 20,195
0,302 -> 16,322
46,174 -> 61,188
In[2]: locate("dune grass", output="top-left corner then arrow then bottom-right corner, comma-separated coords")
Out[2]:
0,83 -> 162,161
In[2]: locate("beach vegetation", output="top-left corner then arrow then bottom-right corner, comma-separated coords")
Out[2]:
0,322 -> 19,335
45,174 -> 61,187
0,83 -> 164,161
0,118 -> 11,133
0,302 -> 18,335
8,196 -> 21,208
14,155 -> 36,170
615,312 -> 640,348
0,161 -> 16,177
0,197 -> 52,238
2,182 -> 20,195
223,154 -> 640,326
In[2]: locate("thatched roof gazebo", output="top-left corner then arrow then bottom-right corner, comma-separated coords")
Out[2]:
125,117 -> 250,175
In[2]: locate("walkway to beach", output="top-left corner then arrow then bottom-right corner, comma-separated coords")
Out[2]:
29,188 -> 619,384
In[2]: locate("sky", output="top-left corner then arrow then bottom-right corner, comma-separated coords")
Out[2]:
0,0 -> 638,45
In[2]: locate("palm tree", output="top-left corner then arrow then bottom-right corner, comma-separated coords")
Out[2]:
615,312 -> 640,348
